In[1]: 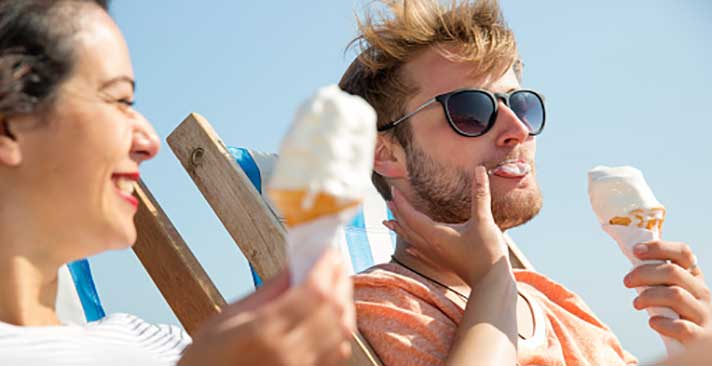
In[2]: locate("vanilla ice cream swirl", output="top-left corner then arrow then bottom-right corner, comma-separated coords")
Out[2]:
588,166 -> 664,225
269,85 -> 377,209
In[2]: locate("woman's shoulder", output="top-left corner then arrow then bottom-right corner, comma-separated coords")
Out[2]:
0,313 -> 191,365
90,312 -> 191,346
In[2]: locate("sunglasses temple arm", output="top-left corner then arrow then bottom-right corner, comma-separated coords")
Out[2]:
389,98 -> 437,129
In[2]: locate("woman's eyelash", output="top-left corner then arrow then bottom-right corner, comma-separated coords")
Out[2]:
118,99 -> 135,107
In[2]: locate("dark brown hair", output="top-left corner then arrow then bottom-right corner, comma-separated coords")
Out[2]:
0,0 -> 110,122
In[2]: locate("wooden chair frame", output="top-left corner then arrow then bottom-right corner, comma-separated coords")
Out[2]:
131,112 -> 533,366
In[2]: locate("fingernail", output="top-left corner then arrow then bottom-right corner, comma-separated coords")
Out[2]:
634,244 -> 648,255
623,273 -> 632,286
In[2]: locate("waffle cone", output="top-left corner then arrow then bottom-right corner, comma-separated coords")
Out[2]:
269,189 -> 360,227
608,207 -> 666,233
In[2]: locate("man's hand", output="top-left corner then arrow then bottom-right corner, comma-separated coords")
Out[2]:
624,240 -> 712,345
179,248 -> 355,366
383,166 -> 510,286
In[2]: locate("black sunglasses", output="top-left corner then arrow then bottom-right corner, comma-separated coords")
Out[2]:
378,88 -> 546,138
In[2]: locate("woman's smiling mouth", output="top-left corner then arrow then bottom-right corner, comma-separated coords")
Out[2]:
112,172 -> 139,208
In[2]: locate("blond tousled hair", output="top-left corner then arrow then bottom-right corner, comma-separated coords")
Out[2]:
339,0 -> 519,200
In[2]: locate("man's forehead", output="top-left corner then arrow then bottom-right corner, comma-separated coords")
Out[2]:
404,47 -> 520,99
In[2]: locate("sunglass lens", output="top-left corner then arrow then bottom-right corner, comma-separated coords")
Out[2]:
447,91 -> 495,136
510,91 -> 545,134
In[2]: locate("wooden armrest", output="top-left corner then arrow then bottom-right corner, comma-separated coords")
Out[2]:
132,179 -> 226,335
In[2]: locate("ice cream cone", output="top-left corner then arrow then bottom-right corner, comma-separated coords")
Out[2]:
608,207 -> 665,233
265,85 -> 377,284
589,166 -> 683,356
269,189 -> 361,227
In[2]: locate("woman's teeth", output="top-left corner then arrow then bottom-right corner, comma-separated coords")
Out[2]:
115,178 -> 136,195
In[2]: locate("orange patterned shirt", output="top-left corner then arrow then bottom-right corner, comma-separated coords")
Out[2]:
354,263 -> 637,366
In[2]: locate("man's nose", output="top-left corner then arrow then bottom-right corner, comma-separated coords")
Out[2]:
494,101 -> 530,147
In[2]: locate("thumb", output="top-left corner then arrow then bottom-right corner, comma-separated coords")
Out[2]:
470,166 -> 494,222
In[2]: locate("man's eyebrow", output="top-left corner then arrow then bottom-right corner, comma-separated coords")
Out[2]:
100,76 -> 135,91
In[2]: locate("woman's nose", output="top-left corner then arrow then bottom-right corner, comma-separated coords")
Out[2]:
130,114 -> 160,163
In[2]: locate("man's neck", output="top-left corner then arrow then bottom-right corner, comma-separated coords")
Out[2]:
392,241 -> 473,298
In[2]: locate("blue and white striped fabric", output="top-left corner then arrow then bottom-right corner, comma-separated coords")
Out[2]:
56,260 -> 105,325
228,147 -> 396,285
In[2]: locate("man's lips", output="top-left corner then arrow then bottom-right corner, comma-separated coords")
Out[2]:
488,160 -> 531,178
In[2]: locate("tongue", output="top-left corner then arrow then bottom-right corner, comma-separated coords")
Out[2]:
492,163 -> 530,178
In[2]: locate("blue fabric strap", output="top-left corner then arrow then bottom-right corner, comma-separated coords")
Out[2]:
344,208 -> 375,273
67,259 -> 106,322
228,147 -> 264,287
228,147 -> 263,194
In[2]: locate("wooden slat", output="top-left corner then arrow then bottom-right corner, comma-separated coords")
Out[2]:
350,331 -> 384,366
504,234 -> 535,271
167,113 -> 381,366
167,113 -> 287,280
132,179 -> 226,335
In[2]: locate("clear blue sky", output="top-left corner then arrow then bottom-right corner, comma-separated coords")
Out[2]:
91,1 -> 711,362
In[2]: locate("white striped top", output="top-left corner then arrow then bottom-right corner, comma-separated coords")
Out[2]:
0,313 -> 191,366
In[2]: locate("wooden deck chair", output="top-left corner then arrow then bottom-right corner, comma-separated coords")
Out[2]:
161,114 -> 532,365
165,113 -> 384,366
55,110 -> 535,365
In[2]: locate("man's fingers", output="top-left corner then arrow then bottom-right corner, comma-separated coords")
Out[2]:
634,240 -> 697,270
649,316 -> 705,344
383,218 -> 428,249
634,286 -> 707,325
404,246 -> 444,270
388,187 -> 442,242
625,262 -> 710,300
470,166 -> 493,222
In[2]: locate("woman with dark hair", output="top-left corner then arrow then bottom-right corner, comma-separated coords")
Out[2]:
0,1 -> 354,365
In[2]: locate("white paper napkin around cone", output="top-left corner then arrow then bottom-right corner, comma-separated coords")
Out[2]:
602,224 -> 684,356
286,207 -> 359,285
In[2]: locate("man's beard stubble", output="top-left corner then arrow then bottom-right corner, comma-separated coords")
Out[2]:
406,143 -> 543,230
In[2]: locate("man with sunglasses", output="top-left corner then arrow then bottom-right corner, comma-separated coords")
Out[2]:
338,1 -> 712,365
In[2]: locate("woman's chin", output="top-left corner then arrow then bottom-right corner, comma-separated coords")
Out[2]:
102,223 -> 137,252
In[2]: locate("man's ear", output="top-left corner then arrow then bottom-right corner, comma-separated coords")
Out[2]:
0,118 -> 22,166
373,134 -> 407,179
